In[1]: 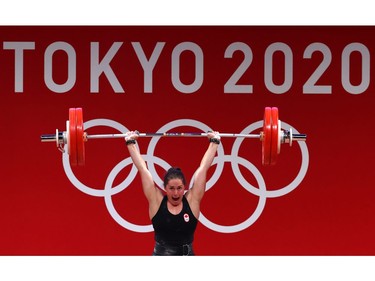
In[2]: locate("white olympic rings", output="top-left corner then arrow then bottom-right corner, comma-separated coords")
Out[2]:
63,118 -> 309,234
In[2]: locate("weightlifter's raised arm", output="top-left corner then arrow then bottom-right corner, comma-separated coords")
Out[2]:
125,131 -> 162,218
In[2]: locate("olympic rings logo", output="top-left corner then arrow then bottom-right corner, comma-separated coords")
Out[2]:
62,118 -> 309,234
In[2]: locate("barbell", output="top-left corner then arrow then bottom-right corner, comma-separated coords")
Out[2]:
40,107 -> 307,166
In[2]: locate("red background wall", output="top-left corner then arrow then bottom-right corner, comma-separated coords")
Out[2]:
1,26 -> 374,255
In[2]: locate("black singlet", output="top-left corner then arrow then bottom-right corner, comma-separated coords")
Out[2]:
152,195 -> 198,247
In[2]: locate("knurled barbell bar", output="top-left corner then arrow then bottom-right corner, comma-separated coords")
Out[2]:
40,107 -> 307,167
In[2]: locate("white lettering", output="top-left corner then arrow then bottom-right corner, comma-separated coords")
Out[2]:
3,41 -> 35,93
303,43 -> 332,94
224,42 -> 253,94
341,43 -> 370,95
132,42 -> 165,93
264,42 -> 293,94
90,42 -> 124,93
1,40 -> 373,96
44,42 -> 76,93
171,42 -> 203,94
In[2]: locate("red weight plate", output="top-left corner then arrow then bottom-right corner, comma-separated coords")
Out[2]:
75,108 -> 85,166
262,107 -> 272,165
69,108 -> 78,166
270,107 -> 279,165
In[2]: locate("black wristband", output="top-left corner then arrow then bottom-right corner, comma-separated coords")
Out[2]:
209,138 -> 220,145
126,139 -> 136,145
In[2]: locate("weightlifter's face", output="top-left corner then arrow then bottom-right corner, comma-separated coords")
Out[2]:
165,178 -> 185,206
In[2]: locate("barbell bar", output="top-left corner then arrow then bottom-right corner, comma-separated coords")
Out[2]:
40,107 -> 307,166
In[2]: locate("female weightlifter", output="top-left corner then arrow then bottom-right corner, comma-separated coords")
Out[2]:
124,130 -> 220,255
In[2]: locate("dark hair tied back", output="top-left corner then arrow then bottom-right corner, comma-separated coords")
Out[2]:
163,167 -> 186,187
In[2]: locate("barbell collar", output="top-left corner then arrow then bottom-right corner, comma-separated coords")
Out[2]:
291,134 -> 307,142
40,134 -> 58,142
